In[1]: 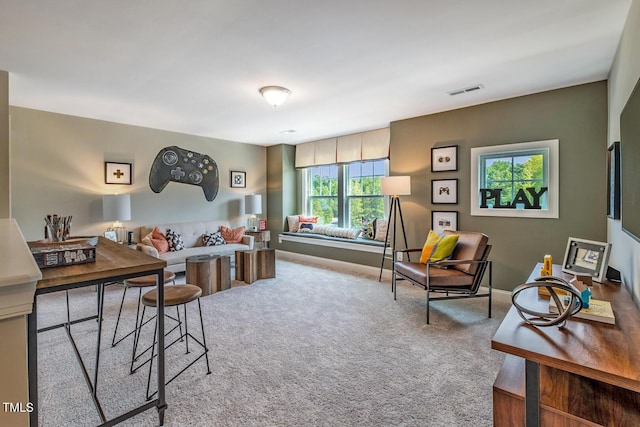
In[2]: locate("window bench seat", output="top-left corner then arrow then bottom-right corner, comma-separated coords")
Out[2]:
278,232 -> 390,254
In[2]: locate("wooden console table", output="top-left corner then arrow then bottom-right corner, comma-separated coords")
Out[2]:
491,263 -> 640,427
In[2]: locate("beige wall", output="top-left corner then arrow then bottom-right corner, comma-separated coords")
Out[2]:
0,316 -> 29,427
608,0 -> 640,304
0,71 -> 29,427
9,107 -> 266,241
0,71 -> 9,218
391,82 -> 609,291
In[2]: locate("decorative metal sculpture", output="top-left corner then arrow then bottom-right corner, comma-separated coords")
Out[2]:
511,276 -> 583,327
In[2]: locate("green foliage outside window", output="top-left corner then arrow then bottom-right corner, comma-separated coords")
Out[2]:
484,154 -> 544,205
306,160 -> 386,228
347,176 -> 384,228
308,165 -> 338,224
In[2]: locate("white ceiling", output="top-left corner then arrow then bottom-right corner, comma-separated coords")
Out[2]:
0,0 -> 632,146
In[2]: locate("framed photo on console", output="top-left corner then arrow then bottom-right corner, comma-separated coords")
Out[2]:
431,145 -> 458,172
431,179 -> 458,204
230,171 -> 246,188
561,237 -> 612,283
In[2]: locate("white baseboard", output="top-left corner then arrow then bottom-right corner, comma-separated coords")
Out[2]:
276,250 -> 392,280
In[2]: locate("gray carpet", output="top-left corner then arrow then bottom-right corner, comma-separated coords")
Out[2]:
36,258 -> 509,426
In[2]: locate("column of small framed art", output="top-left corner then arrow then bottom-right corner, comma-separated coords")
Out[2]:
431,145 -> 458,234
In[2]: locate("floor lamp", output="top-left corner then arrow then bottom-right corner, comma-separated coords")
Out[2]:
379,176 -> 411,282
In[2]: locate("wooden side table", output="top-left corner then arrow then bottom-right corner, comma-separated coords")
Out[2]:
235,248 -> 276,284
245,230 -> 271,248
186,254 -> 231,296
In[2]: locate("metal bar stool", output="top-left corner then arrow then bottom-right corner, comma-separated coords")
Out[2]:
111,270 -> 182,373
139,284 -> 211,400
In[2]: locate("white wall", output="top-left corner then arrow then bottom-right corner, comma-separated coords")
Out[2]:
608,0 -> 640,304
10,107 -> 266,241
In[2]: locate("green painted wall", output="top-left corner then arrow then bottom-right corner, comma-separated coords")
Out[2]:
10,107 -> 266,240
391,81 -> 608,291
270,82 -> 608,291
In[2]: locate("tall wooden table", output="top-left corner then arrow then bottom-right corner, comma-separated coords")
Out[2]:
491,263 -> 640,427
27,237 -> 168,426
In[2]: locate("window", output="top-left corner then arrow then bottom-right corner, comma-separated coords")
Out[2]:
306,164 -> 338,225
305,159 -> 387,228
346,160 -> 385,228
471,140 -> 559,218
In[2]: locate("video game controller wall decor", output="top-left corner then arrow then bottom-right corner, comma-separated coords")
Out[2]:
149,146 -> 219,201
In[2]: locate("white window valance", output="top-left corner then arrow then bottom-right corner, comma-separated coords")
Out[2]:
295,128 -> 389,168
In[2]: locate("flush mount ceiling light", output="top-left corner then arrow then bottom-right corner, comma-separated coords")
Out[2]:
259,86 -> 291,107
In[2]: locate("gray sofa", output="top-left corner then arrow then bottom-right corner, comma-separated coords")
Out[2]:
135,220 -> 254,273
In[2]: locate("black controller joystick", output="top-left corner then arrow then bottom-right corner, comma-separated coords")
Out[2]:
149,146 -> 219,201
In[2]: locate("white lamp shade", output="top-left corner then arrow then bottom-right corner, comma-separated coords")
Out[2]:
381,176 -> 411,196
244,194 -> 262,215
260,86 -> 291,107
102,194 -> 131,221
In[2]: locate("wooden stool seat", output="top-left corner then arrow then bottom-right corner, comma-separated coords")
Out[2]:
112,270 -> 179,349
125,271 -> 176,287
142,284 -> 202,308
139,284 -> 211,400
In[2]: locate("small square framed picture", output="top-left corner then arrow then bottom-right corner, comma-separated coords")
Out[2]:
431,145 -> 458,172
230,171 -> 246,188
432,211 -> 458,234
105,162 -> 132,185
432,179 -> 458,204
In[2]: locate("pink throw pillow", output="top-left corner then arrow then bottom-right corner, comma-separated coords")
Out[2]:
150,227 -> 169,254
220,225 -> 245,243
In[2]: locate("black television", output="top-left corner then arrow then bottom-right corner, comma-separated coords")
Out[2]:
620,76 -> 640,242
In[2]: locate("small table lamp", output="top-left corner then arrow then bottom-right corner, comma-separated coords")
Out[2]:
245,194 -> 262,232
103,194 -> 131,243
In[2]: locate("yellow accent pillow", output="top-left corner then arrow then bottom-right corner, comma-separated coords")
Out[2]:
419,244 -> 437,264
430,234 -> 459,262
419,230 -> 444,263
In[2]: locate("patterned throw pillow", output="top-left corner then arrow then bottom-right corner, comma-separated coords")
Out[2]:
220,225 -> 245,243
374,219 -> 388,242
286,215 -> 301,232
361,217 -> 376,239
430,234 -> 459,262
298,222 -> 315,233
165,229 -> 185,252
420,230 -> 443,263
419,230 -> 459,264
148,227 -> 169,254
203,231 -> 226,246
298,215 -> 318,224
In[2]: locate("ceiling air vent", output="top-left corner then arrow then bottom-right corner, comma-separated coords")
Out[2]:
447,84 -> 484,96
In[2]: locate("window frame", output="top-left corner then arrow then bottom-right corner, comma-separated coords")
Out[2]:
470,139 -> 559,218
304,164 -> 340,226
302,159 -> 388,228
